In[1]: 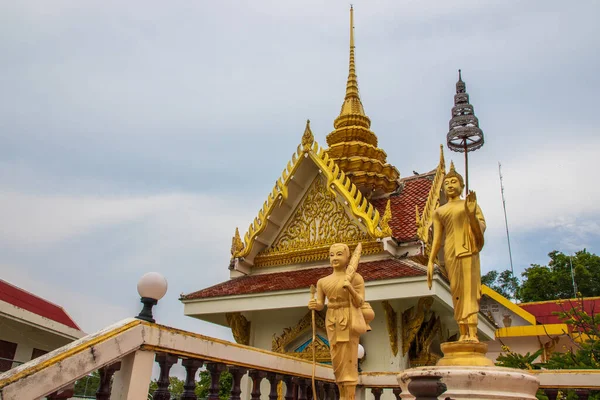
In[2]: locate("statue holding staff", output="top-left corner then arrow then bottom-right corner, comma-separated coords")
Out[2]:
427,162 -> 486,342
308,242 -> 374,400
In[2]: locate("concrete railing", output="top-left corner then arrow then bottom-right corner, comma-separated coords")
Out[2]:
0,318 -> 398,400
1,318 -> 599,400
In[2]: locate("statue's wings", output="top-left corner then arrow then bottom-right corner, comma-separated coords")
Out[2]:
345,242 -> 362,280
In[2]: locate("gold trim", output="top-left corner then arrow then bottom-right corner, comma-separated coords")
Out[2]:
381,301 -> 398,357
416,145 -> 445,258
255,240 -> 382,268
0,320 -> 143,389
495,323 -> 569,338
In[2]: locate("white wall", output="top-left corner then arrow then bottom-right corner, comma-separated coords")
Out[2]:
0,316 -> 73,369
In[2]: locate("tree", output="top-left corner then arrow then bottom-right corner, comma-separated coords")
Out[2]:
495,295 -> 600,400
482,269 -> 520,299
148,370 -> 232,399
520,249 -> 600,302
73,371 -> 100,397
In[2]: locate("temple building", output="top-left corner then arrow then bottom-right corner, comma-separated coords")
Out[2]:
0,279 -> 85,373
179,8 -> 569,371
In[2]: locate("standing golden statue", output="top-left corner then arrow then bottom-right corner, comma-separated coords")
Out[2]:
427,162 -> 485,343
308,242 -> 374,400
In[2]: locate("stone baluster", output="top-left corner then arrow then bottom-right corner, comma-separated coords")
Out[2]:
294,377 -> 310,400
153,354 -> 179,400
322,382 -> 334,400
267,372 -> 284,400
371,388 -> 383,400
407,375 -> 447,400
392,387 -> 402,400
316,381 -> 326,400
228,366 -> 248,400
181,358 -> 204,400
249,369 -> 267,400
206,362 -> 228,400
96,361 -> 121,400
282,375 -> 296,400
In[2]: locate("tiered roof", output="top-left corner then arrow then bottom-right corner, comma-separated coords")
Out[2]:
325,6 -> 399,196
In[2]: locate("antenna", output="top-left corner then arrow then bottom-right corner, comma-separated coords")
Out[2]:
498,162 -> 515,276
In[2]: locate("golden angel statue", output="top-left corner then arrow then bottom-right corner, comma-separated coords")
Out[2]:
427,162 -> 486,342
308,243 -> 374,400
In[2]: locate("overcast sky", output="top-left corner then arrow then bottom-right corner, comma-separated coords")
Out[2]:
1,0 -> 599,339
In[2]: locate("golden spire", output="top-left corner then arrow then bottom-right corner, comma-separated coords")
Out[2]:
325,7 -> 400,196
341,5 -> 365,116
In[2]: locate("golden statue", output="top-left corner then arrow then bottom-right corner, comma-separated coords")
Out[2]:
427,162 -> 485,343
308,243 -> 374,400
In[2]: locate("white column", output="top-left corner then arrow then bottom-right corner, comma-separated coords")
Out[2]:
110,350 -> 155,400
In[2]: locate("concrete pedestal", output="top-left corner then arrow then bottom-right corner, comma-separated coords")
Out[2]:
398,366 -> 539,400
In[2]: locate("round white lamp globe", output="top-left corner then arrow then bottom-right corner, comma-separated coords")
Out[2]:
357,344 -> 365,360
137,272 -> 168,300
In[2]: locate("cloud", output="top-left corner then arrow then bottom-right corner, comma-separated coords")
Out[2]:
0,0 -> 599,339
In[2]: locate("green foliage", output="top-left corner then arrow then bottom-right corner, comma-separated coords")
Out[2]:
520,249 -> 600,302
73,371 -> 100,397
148,370 -> 232,400
482,269 -> 520,299
496,294 -> 600,400
495,346 -> 543,370
543,296 -> 600,370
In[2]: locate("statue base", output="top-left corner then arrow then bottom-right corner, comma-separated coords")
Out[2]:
437,341 -> 494,367
398,366 -> 540,400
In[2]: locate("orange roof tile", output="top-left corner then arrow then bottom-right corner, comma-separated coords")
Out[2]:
181,258 -> 425,300
372,172 -> 434,242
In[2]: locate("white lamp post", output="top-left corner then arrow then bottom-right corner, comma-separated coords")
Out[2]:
358,343 -> 365,372
136,272 -> 168,323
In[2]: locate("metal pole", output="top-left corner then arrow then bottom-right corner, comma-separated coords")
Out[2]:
570,255 -> 577,297
498,162 -> 515,277
464,141 -> 469,194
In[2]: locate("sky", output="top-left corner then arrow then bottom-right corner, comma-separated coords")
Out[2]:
1,0 -> 599,340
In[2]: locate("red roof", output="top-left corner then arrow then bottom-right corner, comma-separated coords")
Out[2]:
372,172 -> 434,242
182,258 -> 425,300
520,297 -> 600,325
0,280 -> 81,330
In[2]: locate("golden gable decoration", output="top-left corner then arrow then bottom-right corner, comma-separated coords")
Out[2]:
255,176 -> 378,267
232,121 -> 393,263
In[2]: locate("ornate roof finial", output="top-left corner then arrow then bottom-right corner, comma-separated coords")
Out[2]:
380,199 -> 393,236
301,119 -> 314,150
231,227 -> 244,256
339,5 -> 364,117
